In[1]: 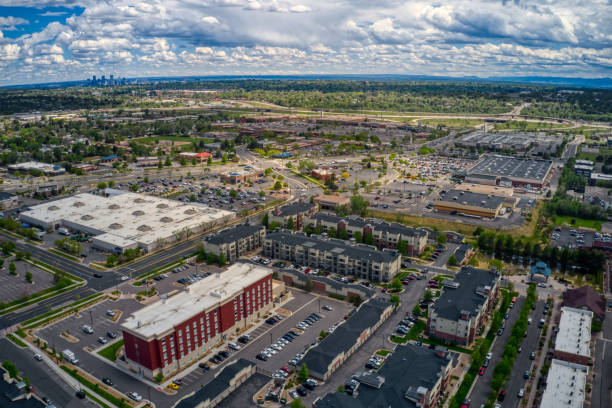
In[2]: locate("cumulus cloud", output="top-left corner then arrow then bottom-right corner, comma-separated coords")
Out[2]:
0,0 -> 610,84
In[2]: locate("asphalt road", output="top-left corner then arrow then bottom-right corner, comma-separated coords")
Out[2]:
593,309 -> 612,408
469,299 -> 545,407
0,338 -> 94,408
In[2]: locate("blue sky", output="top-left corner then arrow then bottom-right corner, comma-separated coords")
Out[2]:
0,0 -> 610,86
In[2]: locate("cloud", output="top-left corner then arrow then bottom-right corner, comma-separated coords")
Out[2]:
39,11 -> 68,16
0,0 -> 610,85
0,16 -> 29,30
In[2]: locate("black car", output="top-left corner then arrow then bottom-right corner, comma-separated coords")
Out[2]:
102,377 -> 113,386
304,381 -> 316,390
76,390 -> 86,399
211,355 -> 221,364
283,335 -> 293,342
256,353 -> 268,361
266,318 -> 276,325
199,362 -> 209,370
93,273 -> 102,278
297,386 -> 307,396
219,350 -> 229,358
107,331 -> 117,339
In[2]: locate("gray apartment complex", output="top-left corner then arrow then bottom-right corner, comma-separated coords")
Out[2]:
203,224 -> 265,262
306,213 -> 428,256
263,230 -> 401,282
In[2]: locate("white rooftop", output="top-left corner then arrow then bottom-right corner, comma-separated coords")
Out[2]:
540,359 -> 588,408
21,192 -> 233,249
122,263 -> 273,339
555,307 -> 592,358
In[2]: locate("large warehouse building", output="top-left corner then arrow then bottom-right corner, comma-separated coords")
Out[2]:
121,263 -> 274,379
20,192 -> 234,253
434,189 -> 518,219
466,154 -> 553,189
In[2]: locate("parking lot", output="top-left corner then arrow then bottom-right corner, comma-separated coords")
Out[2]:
36,297 -> 142,354
0,257 -> 57,303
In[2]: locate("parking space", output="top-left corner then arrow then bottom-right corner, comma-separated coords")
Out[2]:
0,257 -> 57,302
36,297 -> 141,354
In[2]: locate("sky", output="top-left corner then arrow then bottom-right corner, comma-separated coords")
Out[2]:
0,0 -> 610,86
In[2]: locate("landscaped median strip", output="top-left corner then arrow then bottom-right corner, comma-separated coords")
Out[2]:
98,339 -> 124,362
21,292 -> 106,330
60,365 -> 133,408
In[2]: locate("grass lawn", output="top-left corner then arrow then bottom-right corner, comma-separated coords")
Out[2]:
391,320 -> 426,344
553,215 -> 603,231
375,349 -> 391,357
97,339 -> 124,362
371,211 -> 479,237
419,118 -> 484,129
493,121 -> 569,131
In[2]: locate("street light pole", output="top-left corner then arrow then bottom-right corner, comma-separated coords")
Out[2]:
89,310 -> 93,327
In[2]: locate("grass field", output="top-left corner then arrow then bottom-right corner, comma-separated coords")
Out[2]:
97,339 -> 124,362
371,210 -> 479,237
576,147 -> 612,162
553,215 -> 603,231
493,121 -> 570,131
419,118 -> 484,128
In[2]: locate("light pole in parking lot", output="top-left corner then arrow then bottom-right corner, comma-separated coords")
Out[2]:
318,298 -> 321,313
88,310 -> 93,327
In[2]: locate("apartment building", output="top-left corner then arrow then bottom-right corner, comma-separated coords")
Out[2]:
121,263 -> 273,379
263,230 -> 401,282
268,201 -> 316,230
203,224 -> 265,262
307,213 -> 428,256
428,266 -> 501,345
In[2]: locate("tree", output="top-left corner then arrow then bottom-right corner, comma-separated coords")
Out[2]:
412,304 -> 421,316
273,181 -> 283,190
0,259 -> 4,269
448,254 -> 457,266
218,253 -> 226,266
130,184 -> 139,192
364,231 -> 374,245
2,361 -> 18,378
108,180 -> 115,188
222,153 -> 228,163
290,399 -> 306,408
353,231 -> 363,243
350,195 -> 369,217
390,278 -> 402,291
304,277 -> 313,292
298,364 -> 309,382
25,271 -> 32,283
436,234 -> 447,245
207,253 -> 217,264
287,217 -> 294,230
259,190 -> 266,197
424,288 -> 434,302
229,189 -> 238,198
397,239 -> 408,255
105,255 -> 117,267
390,294 -> 400,308
191,157 -> 197,166
97,182 -> 107,189
261,212 -> 269,227
164,156 -> 172,166
264,168 -> 273,176
9,262 -> 16,275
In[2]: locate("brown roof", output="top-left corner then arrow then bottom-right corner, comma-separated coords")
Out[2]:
562,286 -> 606,320
314,195 -> 350,205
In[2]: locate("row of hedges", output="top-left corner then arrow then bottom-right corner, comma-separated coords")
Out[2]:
449,289 -> 513,408
486,284 -> 537,406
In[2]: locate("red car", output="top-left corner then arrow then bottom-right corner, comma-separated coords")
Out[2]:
478,366 -> 485,376
402,280 -> 410,285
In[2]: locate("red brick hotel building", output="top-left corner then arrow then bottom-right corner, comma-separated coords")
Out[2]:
121,263 -> 273,379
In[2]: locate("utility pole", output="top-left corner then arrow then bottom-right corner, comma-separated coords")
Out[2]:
89,310 -> 93,327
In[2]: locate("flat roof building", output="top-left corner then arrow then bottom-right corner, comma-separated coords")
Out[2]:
467,154 -> 553,189
0,192 -> 19,210
7,161 -> 65,176
456,131 -> 533,151
540,359 -> 588,408
220,168 -> 264,184
121,263 -> 273,379
554,307 -> 592,365
313,194 -> 351,211
20,192 -> 234,253
264,230 -> 401,282
314,344 -> 455,408
428,266 -> 501,345
203,224 -> 265,262
434,189 -> 515,219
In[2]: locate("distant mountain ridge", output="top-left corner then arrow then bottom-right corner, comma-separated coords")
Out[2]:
3,74 -> 611,89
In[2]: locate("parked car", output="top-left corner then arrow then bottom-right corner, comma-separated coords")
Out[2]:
82,325 -> 93,334
97,337 -> 108,344
107,331 -> 117,339
102,377 -> 113,386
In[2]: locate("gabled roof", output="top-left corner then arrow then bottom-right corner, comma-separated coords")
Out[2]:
562,286 -> 606,320
175,358 -> 255,408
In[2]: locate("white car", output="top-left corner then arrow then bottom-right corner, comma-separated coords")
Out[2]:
128,392 -> 142,402
120,275 -> 129,281
33,354 -> 43,361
